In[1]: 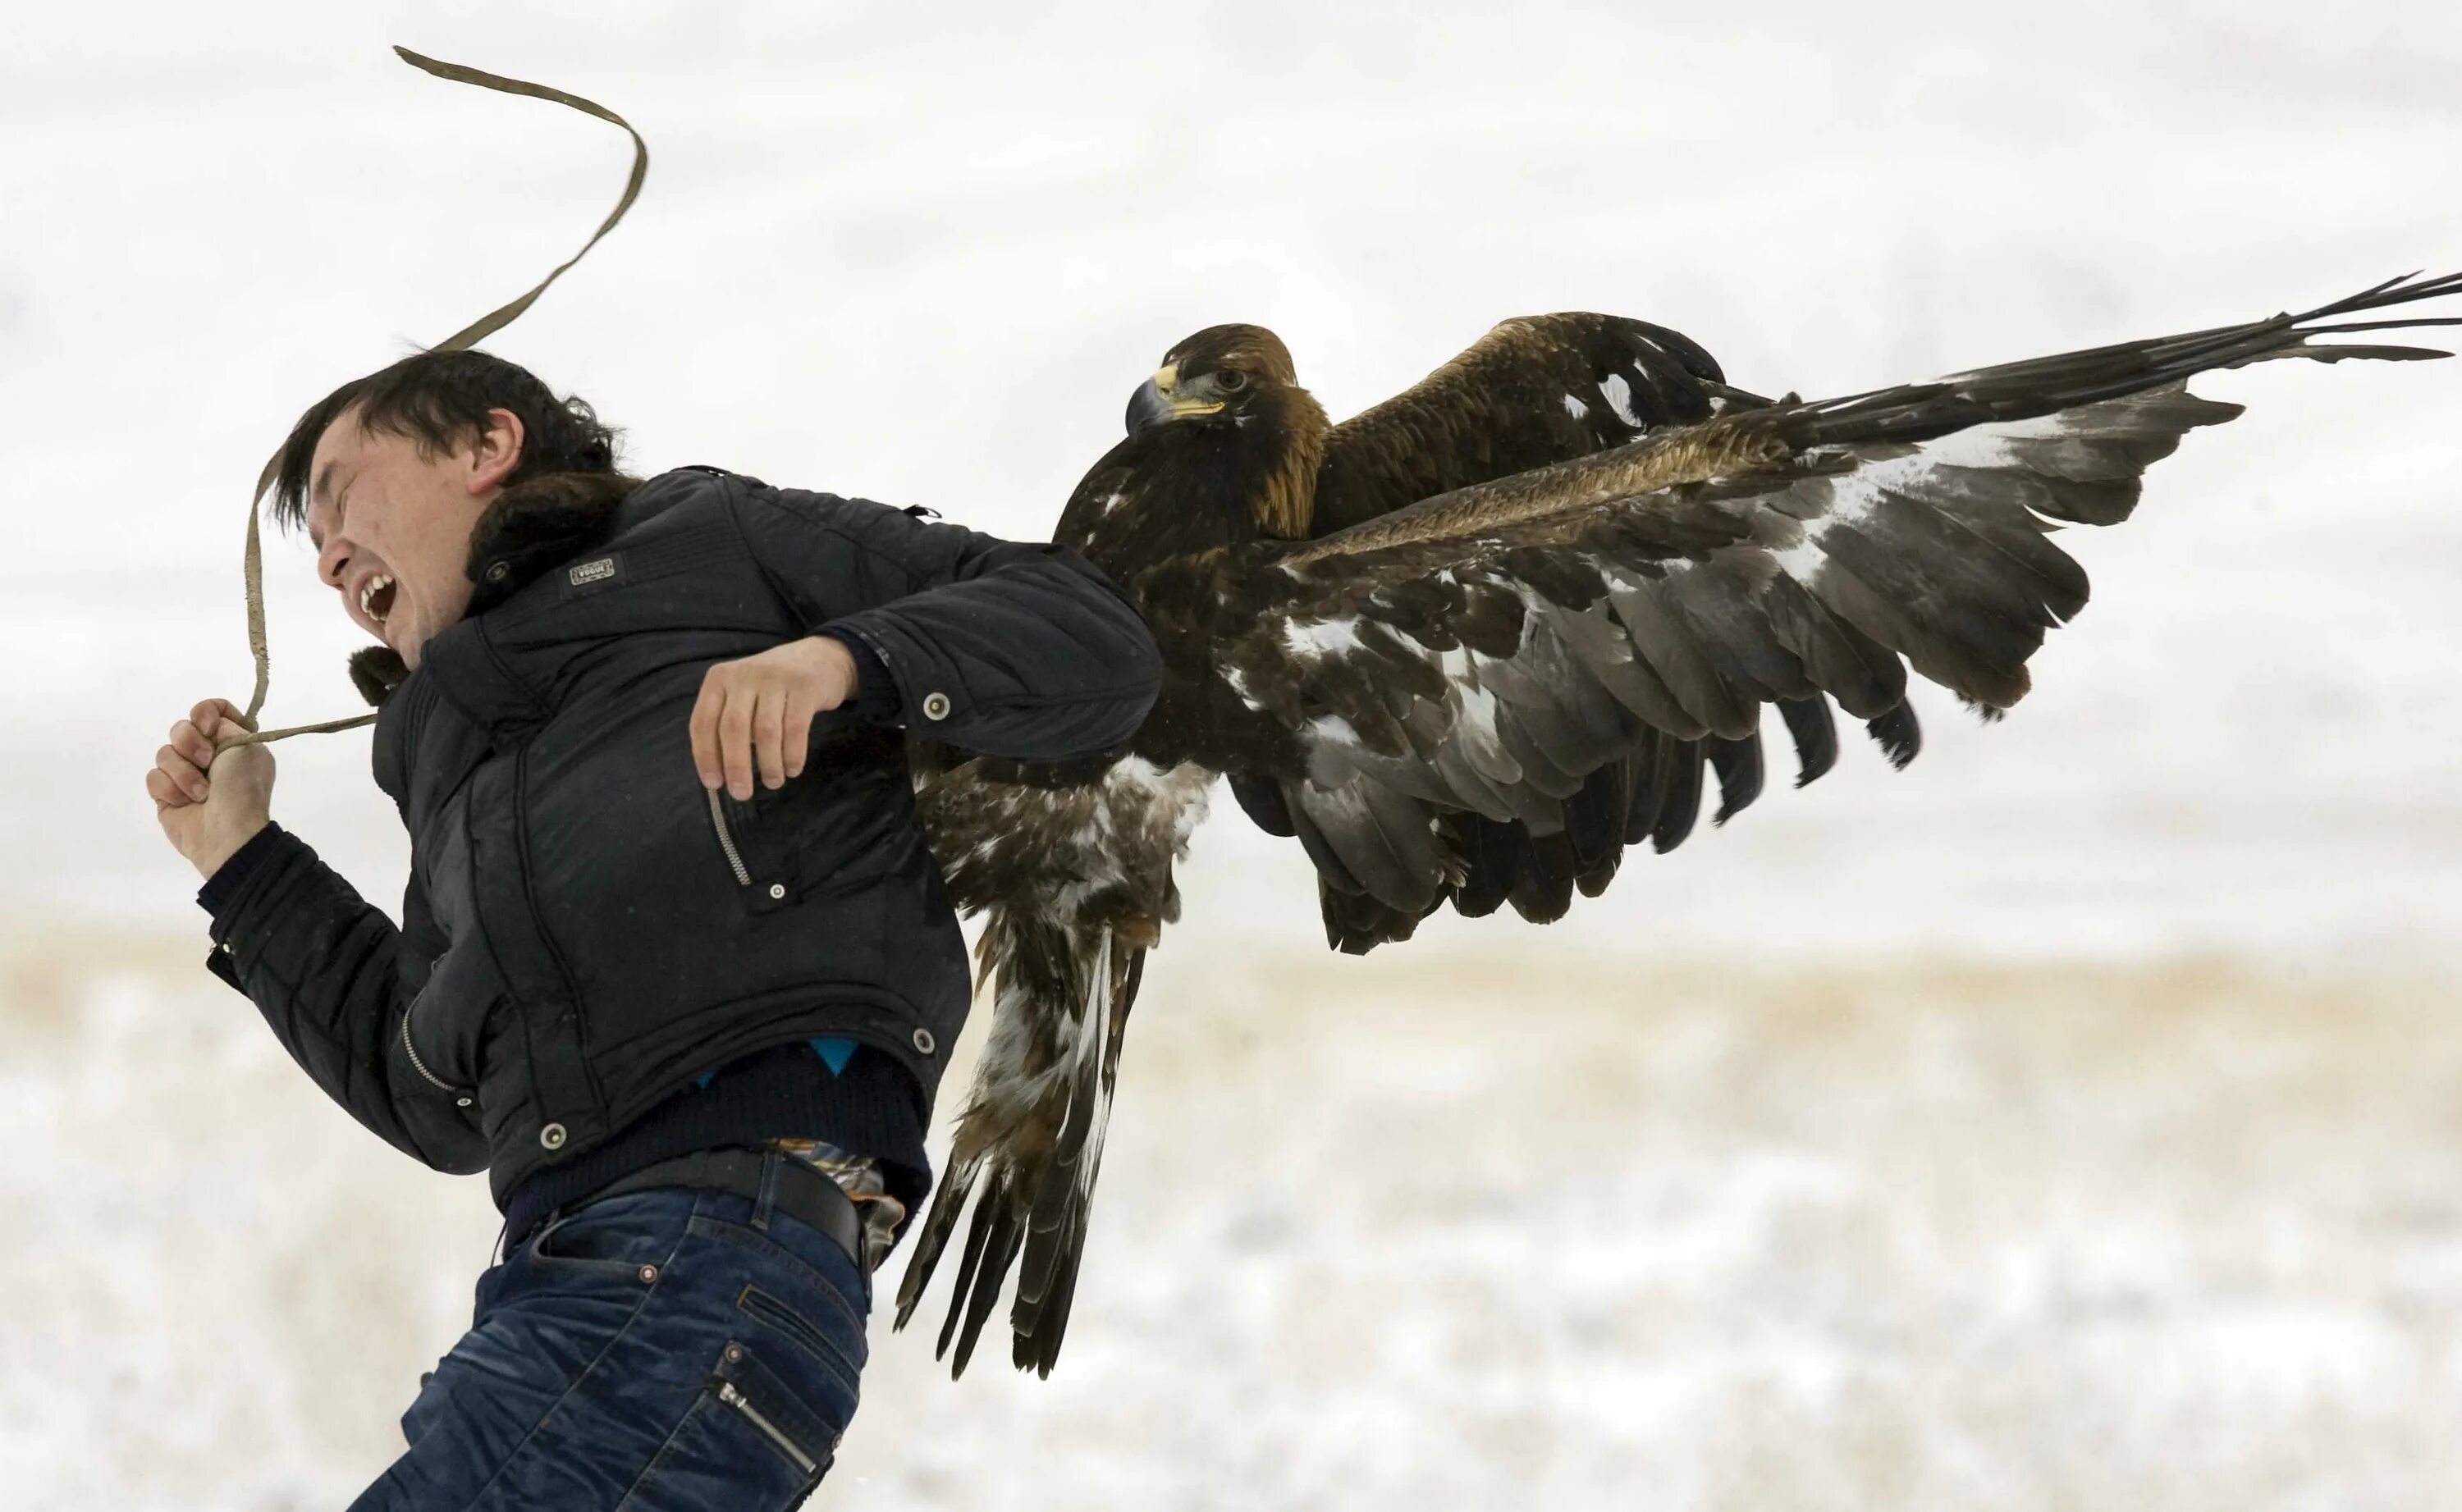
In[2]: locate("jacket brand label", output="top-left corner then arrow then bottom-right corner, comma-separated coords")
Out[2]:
567,556 -> 619,587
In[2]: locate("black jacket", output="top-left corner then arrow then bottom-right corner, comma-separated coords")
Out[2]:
204,466 -> 1162,1207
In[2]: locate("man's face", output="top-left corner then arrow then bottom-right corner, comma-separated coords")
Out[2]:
303,404 -> 523,669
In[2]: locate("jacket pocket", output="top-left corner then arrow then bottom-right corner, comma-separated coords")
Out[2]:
704,785 -> 801,914
397,980 -> 477,1107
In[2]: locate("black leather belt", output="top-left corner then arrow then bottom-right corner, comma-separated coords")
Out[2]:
577,1146 -> 863,1268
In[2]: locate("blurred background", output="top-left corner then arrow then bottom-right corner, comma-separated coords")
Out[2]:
6,2 -> 2461,1506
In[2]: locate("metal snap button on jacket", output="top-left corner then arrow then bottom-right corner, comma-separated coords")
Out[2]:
483,560 -> 511,583
920,691 -> 950,721
538,1122 -> 568,1150
767,882 -> 785,900
912,1027 -> 937,1055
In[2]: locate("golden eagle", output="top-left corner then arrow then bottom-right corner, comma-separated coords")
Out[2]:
895,272 -> 2462,1377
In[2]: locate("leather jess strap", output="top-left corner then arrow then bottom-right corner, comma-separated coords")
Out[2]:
225,47 -> 651,751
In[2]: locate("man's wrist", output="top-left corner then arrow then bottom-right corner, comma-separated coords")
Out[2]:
814,628 -> 902,723
195,818 -> 280,911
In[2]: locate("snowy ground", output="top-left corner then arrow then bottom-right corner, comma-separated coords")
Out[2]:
4,935 -> 2460,1510
6,1 -> 2462,1506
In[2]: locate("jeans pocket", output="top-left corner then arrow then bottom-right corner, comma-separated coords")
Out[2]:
735,1283 -> 864,1399
615,1341 -> 849,1512
687,1211 -> 869,1340
525,1191 -> 682,1282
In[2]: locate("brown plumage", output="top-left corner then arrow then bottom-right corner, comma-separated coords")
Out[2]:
1311,313 -> 1752,532
896,272 -> 2462,1377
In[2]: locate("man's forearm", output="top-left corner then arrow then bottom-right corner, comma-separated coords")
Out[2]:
204,826 -> 487,1173
734,485 -> 1164,761
821,550 -> 1162,759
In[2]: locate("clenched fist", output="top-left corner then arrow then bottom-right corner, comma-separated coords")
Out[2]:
148,697 -> 274,880
689,635 -> 862,801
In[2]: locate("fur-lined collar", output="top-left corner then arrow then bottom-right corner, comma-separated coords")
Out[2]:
348,469 -> 641,706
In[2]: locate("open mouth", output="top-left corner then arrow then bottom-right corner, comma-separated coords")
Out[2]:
358,573 -> 398,627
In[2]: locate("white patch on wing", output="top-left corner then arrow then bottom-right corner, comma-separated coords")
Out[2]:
1768,471 -> 1883,582
1435,643 -> 1509,775
1307,711 -> 1361,750
1599,371 -> 1645,430
1891,411 -> 2075,469
1764,428 -> 1998,584
1303,633 -> 1520,797
1563,392 -> 1589,420
1222,663 -> 1264,712
1283,616 -> 1366,659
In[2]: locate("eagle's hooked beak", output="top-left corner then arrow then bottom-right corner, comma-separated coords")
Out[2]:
1126,363 -> 1222,435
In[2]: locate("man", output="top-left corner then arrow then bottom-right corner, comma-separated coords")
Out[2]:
144,349 -> 1164,1509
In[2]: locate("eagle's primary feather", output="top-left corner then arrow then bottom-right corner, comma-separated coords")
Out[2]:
895,270 -> 2462,1377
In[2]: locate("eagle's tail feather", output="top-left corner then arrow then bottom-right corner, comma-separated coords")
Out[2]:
893,910 -> 1142,1380
933,1168 -> 1014,1370
897,1156 -> 975,1339
1010,941 -> 1142,1377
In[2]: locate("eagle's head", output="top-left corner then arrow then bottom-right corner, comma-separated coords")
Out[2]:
1125,324 -> 1298,432
1127,324 -> 1328,538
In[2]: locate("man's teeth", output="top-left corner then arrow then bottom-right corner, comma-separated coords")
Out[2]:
359,573 -> 395,624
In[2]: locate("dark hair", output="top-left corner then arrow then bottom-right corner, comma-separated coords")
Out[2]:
264,348 -> 621,531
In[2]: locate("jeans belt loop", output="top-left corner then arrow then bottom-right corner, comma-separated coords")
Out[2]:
752,1147 -> 781,1233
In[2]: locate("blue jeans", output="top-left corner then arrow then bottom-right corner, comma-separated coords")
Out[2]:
350,1155 -> 867,1510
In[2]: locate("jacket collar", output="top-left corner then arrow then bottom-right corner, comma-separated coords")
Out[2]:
346,469 -> 641,709
460,469 -> 644,618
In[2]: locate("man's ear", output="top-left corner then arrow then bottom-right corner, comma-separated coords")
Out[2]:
465,407 -> 527,495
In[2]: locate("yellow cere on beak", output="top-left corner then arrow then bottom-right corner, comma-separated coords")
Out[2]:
1153,363 -> 1223,418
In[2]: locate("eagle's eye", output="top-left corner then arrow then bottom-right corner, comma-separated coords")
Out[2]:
1215,368 -> 1247,392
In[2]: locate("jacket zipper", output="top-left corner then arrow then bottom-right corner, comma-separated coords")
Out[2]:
399,1005 -> 466,1098
715,1379 -> 817,1473
706,788 -> 752,887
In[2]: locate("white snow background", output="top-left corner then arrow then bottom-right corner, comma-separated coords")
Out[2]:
3,2 -> 2460,1507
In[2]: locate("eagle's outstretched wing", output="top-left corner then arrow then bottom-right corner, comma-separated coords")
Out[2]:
1311,312 -> 1751,535
1148,274 -> 2460,925
1235,313 -> 1761,947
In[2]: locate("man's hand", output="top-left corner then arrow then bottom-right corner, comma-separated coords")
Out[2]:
689,635 -> 862,799
148,697 -> 275,881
